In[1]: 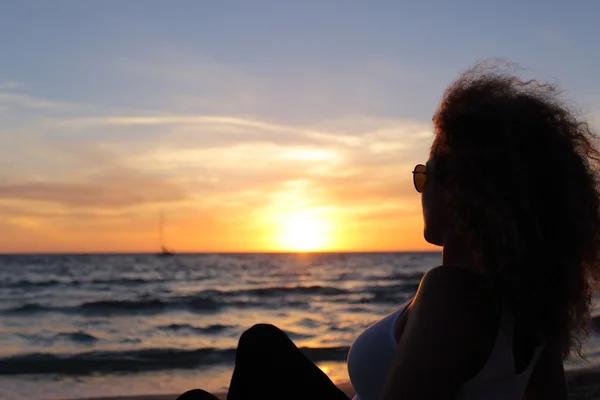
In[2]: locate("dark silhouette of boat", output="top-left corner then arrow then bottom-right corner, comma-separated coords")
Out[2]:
158,246 -> 174,257
157,212 -> 175,257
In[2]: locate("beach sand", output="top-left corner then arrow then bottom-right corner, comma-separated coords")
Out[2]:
70,367 -> 600,400
70,383 -> 355,400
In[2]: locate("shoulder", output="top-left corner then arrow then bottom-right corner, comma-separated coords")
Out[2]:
410,265 -> 500,338
416,265 -> 494,304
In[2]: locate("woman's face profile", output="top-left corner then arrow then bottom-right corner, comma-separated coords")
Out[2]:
421,159 -> 445,246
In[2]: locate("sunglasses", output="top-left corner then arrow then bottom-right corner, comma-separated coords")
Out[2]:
412,164 -> 427,193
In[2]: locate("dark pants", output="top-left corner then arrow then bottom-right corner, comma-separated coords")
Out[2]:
177,323 -> 350,400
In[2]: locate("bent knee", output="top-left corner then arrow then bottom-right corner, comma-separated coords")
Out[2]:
238,323 -> 285,347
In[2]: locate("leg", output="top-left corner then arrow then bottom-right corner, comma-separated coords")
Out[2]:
227,323 -> 349,400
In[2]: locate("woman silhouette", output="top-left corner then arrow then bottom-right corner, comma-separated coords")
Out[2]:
178,62 -> 600,400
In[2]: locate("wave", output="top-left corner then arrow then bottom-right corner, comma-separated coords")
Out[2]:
1,284 -> 363,316
2,295 -> 311,316
55,331 -> 99,343
0,346 -> 350,375
187,285 -> 351,299
235,285 -> 348,297
80,299 -> 174,312
1,282 -> 420,316
4,298 -> 219,315
159,324 -> 232,334
0,277 -> 167,289
6,303 -> 48,313
16,330 -> 99,345
0,279 -> 68,288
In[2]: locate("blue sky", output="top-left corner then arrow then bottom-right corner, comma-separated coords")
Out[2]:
1,1 -> 600,252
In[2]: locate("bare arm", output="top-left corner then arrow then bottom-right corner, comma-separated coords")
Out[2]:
380,266 -> 498,400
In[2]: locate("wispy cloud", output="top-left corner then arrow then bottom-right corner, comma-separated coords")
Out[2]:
0,91 -> 73,110
0,172 -> 187,208
61,114 -> 370,147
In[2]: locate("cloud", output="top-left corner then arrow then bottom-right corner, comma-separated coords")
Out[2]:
0,165 -> 188,208
0,202 -> 127,220
0,91 -> 73,110
0,80 -> 434,218
60,114 -> 362,147
0,147 -> 187,209
37,112 -> 432,213
59,112 -> 431,153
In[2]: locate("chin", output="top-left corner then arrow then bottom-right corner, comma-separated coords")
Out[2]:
424,228 -> 444,247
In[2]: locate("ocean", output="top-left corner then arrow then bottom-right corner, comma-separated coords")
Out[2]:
1,252 -> 599,400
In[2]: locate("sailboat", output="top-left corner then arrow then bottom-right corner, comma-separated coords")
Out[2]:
158,246 -> 174,257
157,211 -> 175,257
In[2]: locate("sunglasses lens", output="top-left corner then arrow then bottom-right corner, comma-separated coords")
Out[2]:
413,164 -> 427,193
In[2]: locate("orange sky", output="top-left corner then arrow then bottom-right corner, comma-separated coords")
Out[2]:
1,201 -> 434,253
1,115 -> 437,253
0,115 -> 432,252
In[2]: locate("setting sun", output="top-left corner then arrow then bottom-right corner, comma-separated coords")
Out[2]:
278,211 -> 330,252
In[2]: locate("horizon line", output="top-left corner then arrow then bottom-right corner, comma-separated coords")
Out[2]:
0,249 -> 442,256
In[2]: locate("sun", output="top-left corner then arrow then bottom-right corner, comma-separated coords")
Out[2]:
278,211 -> 329,252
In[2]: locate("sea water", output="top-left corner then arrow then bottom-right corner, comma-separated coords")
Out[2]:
0,252 -> 598,400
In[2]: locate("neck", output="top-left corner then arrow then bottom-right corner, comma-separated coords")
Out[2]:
441,233 -> 478,271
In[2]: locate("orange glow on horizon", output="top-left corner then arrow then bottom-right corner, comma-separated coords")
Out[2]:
0,197 -> 440,254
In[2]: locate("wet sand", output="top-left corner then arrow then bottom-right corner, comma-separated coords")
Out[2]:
69,367 -> 600,400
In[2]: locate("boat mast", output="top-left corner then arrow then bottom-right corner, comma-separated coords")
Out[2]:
159,211 -> 165,250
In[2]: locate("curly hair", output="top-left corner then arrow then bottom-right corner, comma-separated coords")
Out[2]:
431,61 -> 600,360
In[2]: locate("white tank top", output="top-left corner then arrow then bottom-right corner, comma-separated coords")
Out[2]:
347,298 -> 545,400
